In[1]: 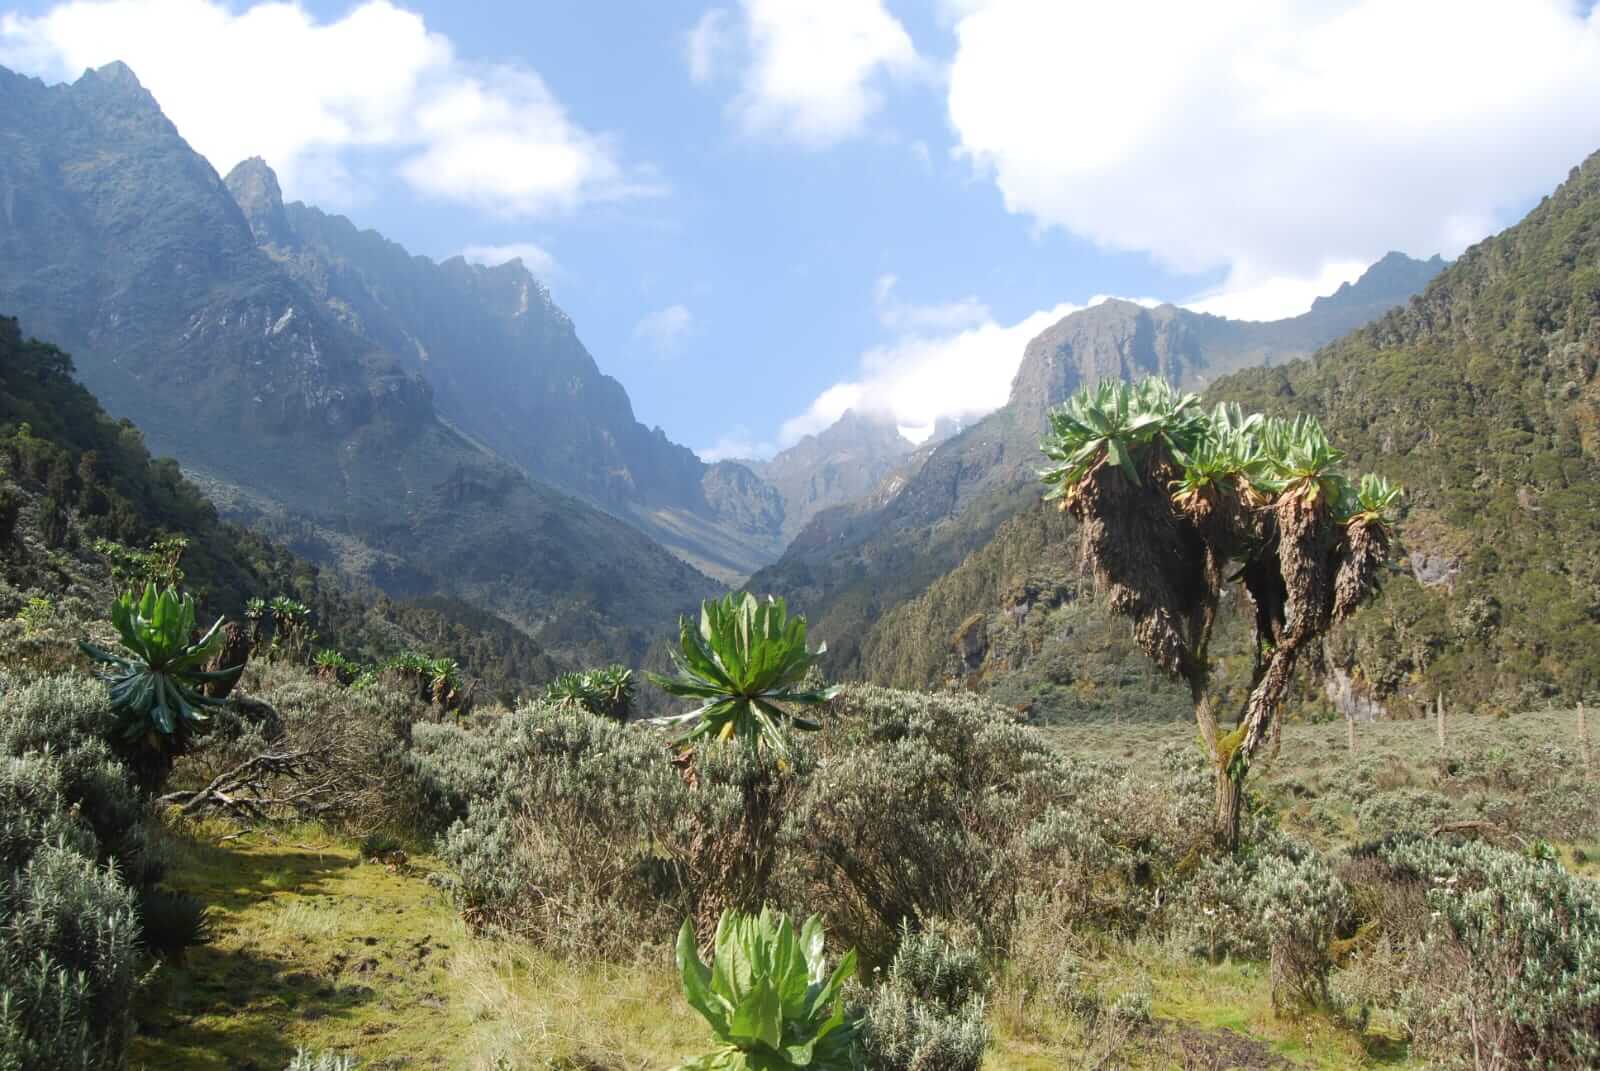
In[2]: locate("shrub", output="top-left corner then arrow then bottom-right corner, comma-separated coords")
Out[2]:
430,704 -> 686,958
1246,851 -> 1350,1012
1374,837 -> 1600,1069
783,685 -> 1068,961
672,908 -> 860,1071
0,842 -> 143,1069
858,924 -> 989,1071
1356,788 -> 1456,838
0,673 -> 163,1070
1022,744 -> 1219,934
173,663 -> 432,833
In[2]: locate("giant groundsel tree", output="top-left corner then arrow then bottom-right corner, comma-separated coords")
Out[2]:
1041,378 -> 1401,847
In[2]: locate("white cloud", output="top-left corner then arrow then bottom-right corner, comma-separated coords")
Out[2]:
874,273 -> 991,333
686,8 -> 733,84
459,242 -> 557,278
634,304 -> 694,355
690,0 -> 923,146
948,0 -> 1600,314
1181,260 -> 1368,322
779,296 -> 1080,445
699,425 -> 775,463
0,0 -> 655,214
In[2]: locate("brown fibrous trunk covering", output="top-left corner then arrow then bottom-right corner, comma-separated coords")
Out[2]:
1333,519 -> 1388,621
203,621 -> 250,699
1070,455 -> 1207,680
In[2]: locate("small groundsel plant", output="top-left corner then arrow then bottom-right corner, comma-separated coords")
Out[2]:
650,593 -> 837,754
544,664 -> 636,722
79,584 -> 235,751
673,907 -> 860,1071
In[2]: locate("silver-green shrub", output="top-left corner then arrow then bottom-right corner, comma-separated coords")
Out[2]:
1376,837 -> 1600,1069
431,702 -> 684,958
1356,788 -> 1456,838
285,1049 -> 359,1071
784,685 -> 1069,960
0,673 -> 155,1070
1246,851 -> 1350,1012
859,925 -> 989,1071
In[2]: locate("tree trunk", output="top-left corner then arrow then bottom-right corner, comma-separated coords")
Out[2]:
1347,714 -> 1356,753
1580,701 -> 1591,781
1215,764 -> 1244,850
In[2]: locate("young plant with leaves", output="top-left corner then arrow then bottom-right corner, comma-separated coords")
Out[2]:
1040,377 -> 1402,847
544,664 -> 636,722
80,584 -> 237,761
673,907 -> 861,1071
650,593 -> 837,754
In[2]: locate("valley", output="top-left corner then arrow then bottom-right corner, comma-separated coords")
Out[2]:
3,13 -> 1598,1071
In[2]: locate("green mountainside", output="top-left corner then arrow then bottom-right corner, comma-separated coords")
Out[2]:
1212,151 -> 1600,713
0,61 -> 713,665
753,255 -> 1443,680
835,154 -> 1600,721
223,158 -> 785,581
0,315 -> 561,699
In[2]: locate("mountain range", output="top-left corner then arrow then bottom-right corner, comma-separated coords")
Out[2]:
0,60 -> 710,665
1,58 -> 1482,695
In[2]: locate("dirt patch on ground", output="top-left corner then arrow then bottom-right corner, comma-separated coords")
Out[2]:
1158,1020 -> 1293,1070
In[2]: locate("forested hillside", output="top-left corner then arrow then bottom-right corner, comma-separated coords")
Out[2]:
0,315 -> 561,699
755,255 -> 1442,689
1215,150 -> 1600,713
848,152 -> 1600,721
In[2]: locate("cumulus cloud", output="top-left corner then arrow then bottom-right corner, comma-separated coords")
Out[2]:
689,0 -> 923,146
0,0 -> 655,213
458,242 -> 558,278
634,304 -> 695,355
779,284 -> 1080,445
874,273 -> 991,333
948,0 -> 1600,317
1182,260 -> 1368,322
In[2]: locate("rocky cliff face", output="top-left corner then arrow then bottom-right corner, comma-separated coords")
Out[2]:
222,157 -> 785,581
0,62 -> 713,664
746,409 -> 914,542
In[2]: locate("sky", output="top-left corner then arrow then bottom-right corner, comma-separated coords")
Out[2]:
3,1 -> 1600,460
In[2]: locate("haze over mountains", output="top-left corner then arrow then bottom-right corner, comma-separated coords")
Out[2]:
0,57 -> 1450,677
0,60 -> 711,664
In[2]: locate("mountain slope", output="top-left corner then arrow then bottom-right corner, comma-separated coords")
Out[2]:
223,157 -> 784,581
0,61 -> 712,665
1211,153 -> 1600,712
743,409 -> 914,543
0,315 -> 563,698
753,254 -> 1444,677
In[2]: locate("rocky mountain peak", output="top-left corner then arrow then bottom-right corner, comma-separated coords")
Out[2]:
223,157 -> 293,248
1310,251 -> 1446,315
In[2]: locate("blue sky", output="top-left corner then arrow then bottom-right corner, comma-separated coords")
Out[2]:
4,1 -> 1600,459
